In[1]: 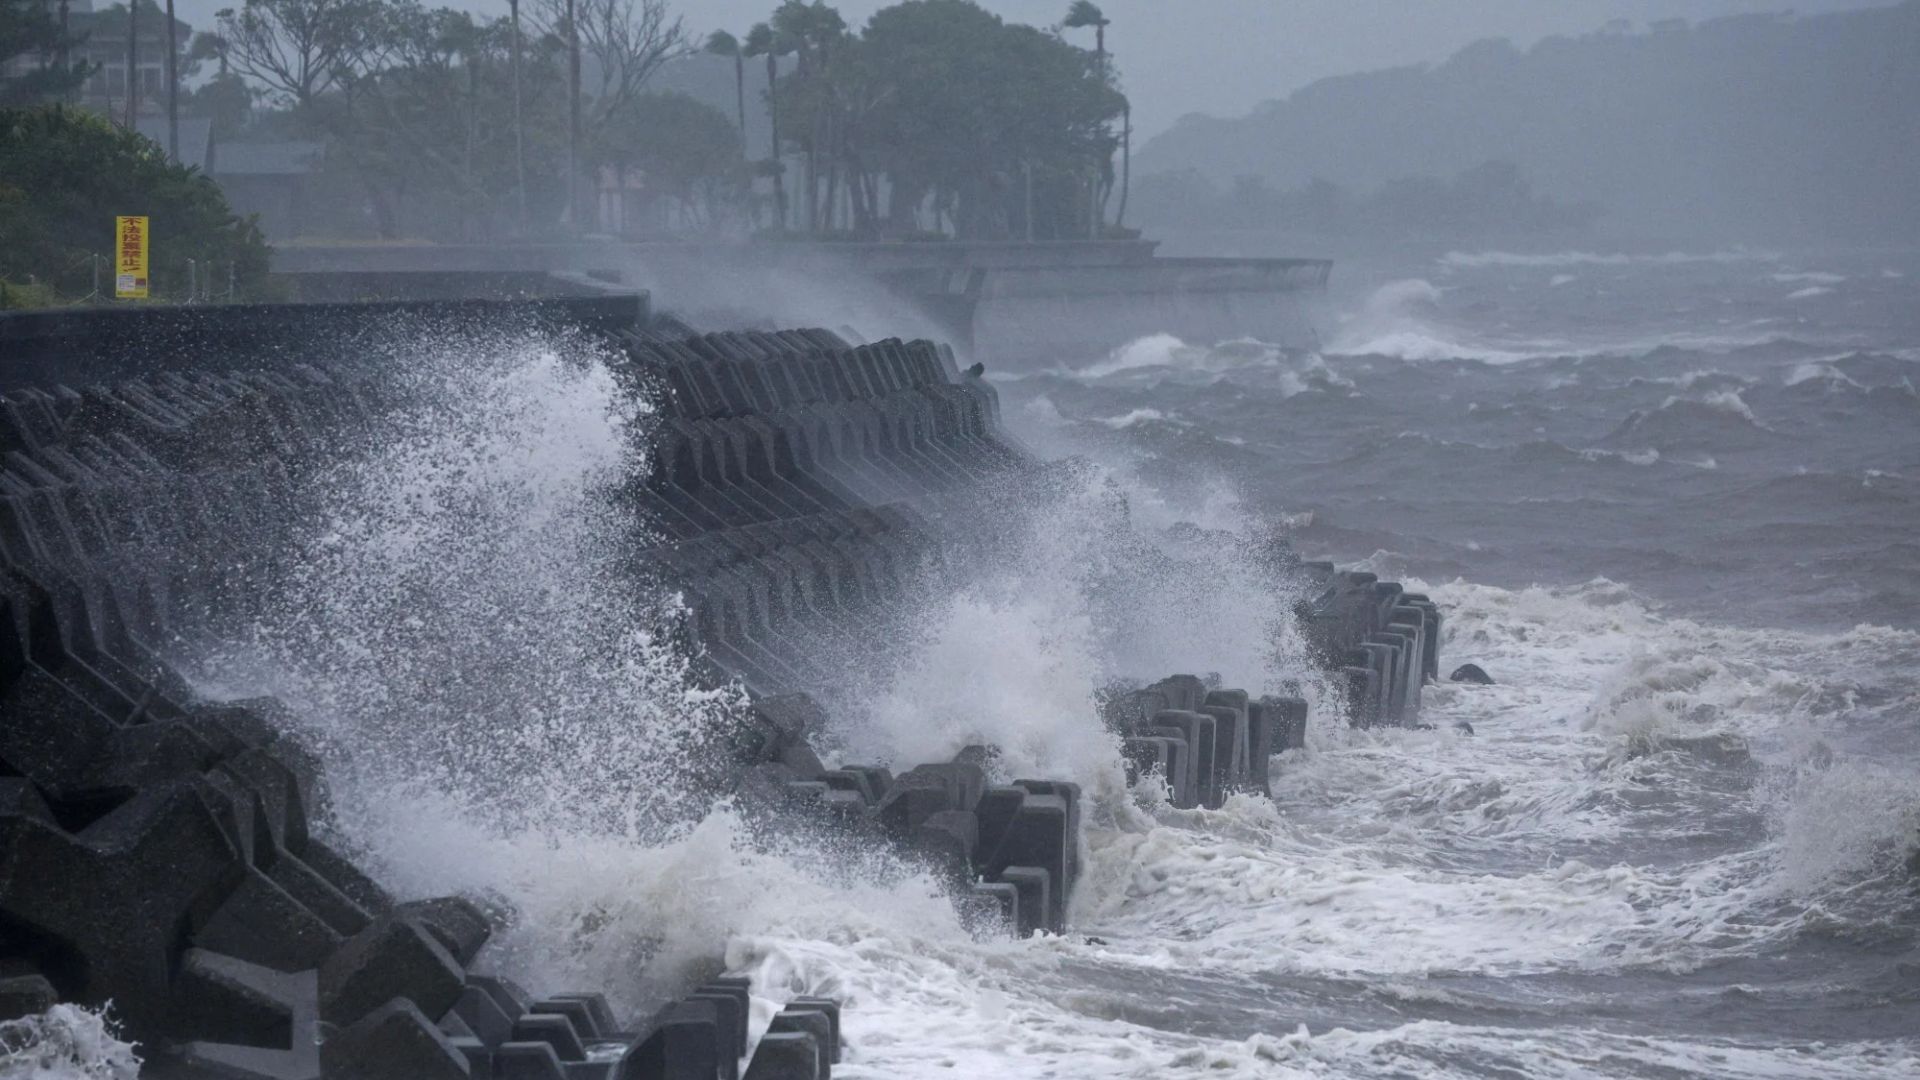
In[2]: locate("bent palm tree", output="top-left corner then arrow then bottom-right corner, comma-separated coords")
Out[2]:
706,30 -> 746,156
1064,1 -> 1113,236
1064,0 -> 1107,69
743,21 -> 786,229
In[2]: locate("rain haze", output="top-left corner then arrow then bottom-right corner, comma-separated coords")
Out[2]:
1,1 -> 1915,1078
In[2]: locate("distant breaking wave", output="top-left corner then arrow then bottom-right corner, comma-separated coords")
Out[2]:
1441,248 -> 1782,270
1328,279 -> 1537,363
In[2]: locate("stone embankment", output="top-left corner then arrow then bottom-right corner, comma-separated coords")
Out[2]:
0,296 -> 1437,1077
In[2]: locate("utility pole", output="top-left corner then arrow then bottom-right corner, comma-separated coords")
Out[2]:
165,0 -> 178,159
1023,161 -> 1034,242
567,0 -> 582,233
58,0 -> 71,102
509,0 -> 527,232
125,0 -> 139,128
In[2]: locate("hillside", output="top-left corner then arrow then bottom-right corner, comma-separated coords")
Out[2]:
1132,2 -> 1920,244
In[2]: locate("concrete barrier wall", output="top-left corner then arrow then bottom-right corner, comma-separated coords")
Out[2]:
0,296 -> 1429,1077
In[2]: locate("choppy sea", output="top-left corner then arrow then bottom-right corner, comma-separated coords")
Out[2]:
8,247 -> 1916,1079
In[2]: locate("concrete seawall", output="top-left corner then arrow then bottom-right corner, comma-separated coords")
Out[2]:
268,241 -> 1333,368
0,296 -> 1428,1078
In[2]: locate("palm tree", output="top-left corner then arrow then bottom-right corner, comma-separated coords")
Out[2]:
566,0 -> 583,231
165,0 -> 178,159
1063,0 -> 1107,69
743,21 -> 786,230
706,30 -> 746,156
125,0 -> 138,128
508,0 -> 527,231
1064,1 -> 1113,237
771,2 -> 849,233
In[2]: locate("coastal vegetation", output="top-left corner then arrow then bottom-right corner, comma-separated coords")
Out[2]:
0,105 -> 270,303
5,0 -> 1132,245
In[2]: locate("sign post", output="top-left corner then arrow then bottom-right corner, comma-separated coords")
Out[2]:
115,216 -> 149,299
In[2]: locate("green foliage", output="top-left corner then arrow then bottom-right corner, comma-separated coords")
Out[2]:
0,277 -> 58,309
0,0 -> 92,103
0,105 -> 271,299
596,90 -> 745,228
1061,2 -> 1106,31
765,0 -> 1126,240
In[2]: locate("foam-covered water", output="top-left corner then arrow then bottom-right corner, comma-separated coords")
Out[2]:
958,247 -> 1920,1076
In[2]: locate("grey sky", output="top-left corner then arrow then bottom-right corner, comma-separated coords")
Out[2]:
170,0 -> 1895,138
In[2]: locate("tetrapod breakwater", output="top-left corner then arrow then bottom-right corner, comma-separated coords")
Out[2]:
0,295 -> 1439,1079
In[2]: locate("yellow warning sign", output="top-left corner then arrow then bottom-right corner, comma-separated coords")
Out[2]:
115,215 -> 149,299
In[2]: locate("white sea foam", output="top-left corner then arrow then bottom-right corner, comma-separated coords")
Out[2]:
1772,271 -> 1846,284
193,331 -> 749,841
1651,388 -> 1768,429
1095,407 -> 1174,429
1076,332 -> 1198,377
1327,280 -> 1532,364
1441,248 -> 1781,269
1786,285 -> 1835,300
0,1005 -> 141,1080
1786,360 -> 1867,388
840,467 -> 1316,794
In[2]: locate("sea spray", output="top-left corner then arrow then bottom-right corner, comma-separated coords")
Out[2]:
0,1005 -> 141,1080
169,328 -> 776,1010
833,460 -> 1328,799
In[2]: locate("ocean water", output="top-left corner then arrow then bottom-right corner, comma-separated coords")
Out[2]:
952,247 -> 1920,1077
10,251 -> 1918,1079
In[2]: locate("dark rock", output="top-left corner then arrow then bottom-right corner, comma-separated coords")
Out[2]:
194,867 -> 344,971
510,1012 -> 587,1062
785,998 -> 840,1064
170,949 -> 311,1049
910,809 -> 979,882
980,788 -> 1071,933
450,984 -> 517,1048
447,1036 -> 491,1077
318,914 -> 466,1025
741,1031 -> 820,1080
688,983 -> 750,1063
961,881 -> 1018,935
766,1009 -> 831,1078
467,974 -> 532,1019
546,992 -> 619,1043
992,866 -> 1050,938
319,998 -> 469,1080
0,974 -> 56,1021
300,840 -> 396,916
399,897 -> 493,967
618,997 -> 722,1080
0,778 -> 242,1039
530,997 -> 600,1040
494,1041 -> 568,1080
1450,664 -> 1495,685
1454,722 -> 1477,736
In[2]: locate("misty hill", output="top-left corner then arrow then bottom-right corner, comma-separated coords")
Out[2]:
1133,2 -> 1920,245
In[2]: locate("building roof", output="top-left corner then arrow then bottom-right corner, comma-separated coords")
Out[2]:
68,1 -> 192,44
134,114 -> 212,171
213,141 -> 323,177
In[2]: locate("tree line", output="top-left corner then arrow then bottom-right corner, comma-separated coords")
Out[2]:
2,1 -> 270,304
709,0 -> 1128,241
4,0 -> 1136,278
